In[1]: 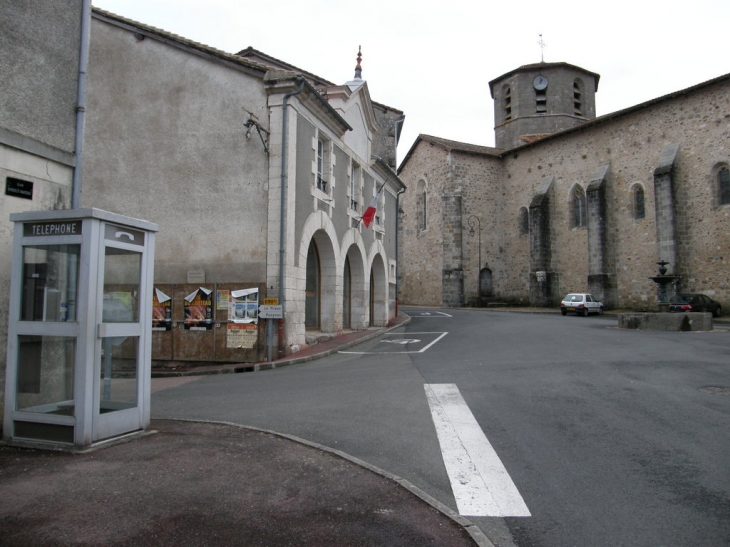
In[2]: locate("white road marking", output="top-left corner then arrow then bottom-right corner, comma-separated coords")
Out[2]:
381,339 -> 421,344
339,332 -> 448,354
424,383 -> 531,517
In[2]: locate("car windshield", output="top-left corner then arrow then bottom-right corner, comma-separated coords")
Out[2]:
566,294 -> 583,302
669,294 -> 692,303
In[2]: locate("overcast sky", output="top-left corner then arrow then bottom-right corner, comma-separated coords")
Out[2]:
92,0 -> 730,164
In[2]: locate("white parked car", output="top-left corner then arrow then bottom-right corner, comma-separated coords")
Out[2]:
560,293 -> 604,316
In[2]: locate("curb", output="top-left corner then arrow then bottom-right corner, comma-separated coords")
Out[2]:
160,418 -> 493,547
151,314 -> 412,378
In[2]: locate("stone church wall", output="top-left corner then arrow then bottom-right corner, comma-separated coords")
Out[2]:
399,75 -> 730,310
502,77 -> 730,308
398,142 -> 449,306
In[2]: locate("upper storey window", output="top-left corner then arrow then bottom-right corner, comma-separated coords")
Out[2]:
416,179 -> 427,232
519,207 -> 529,235
571,185 -> 587,228
573,79 -> 584,116
719,166 -> 730,205
631,184 -> 645,219
533,75 -> 548,114
316,138 -> 328,193
350,161 -> 361,212
503,85 -> 512,122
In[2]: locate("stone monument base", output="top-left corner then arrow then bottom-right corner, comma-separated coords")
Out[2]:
618,312 -> 713,331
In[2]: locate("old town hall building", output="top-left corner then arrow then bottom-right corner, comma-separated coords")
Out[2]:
397,62 -> 730,311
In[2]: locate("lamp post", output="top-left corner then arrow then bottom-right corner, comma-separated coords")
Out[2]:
468,215 -> 482,307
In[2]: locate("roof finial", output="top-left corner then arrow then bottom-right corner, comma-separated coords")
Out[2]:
538,34 -> 547,63
354,45 -> 362,80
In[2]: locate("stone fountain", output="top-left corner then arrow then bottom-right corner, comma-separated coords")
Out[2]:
648,260 -> 680,307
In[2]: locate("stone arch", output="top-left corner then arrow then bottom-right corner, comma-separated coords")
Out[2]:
367,240 -> 389,327
480,267 -> 493,297
340,229 -> 368,330
298,211 -> 340,334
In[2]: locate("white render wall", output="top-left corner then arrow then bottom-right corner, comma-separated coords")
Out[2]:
83,17 -> 270,284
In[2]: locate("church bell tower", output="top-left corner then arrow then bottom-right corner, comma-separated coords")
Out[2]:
489,62 -> 600,150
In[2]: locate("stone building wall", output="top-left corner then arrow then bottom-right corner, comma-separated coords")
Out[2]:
501,77 -> 730,308
398,141 -> 450,306
399,73 -> 730,310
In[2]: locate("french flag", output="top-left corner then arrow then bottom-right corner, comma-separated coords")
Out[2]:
361,183 -> 384,228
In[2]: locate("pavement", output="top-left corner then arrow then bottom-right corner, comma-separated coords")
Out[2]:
1,307 -> 727,547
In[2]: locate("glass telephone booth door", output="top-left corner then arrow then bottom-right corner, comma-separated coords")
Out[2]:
4,209 -> 157,449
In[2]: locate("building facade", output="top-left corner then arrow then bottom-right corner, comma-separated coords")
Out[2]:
398,62 -> 730,311
1,4 -> 405,425
83,10 -> 405,361
0,0 -> 86,426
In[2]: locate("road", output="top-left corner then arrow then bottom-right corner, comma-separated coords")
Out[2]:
152,308 -> 730,546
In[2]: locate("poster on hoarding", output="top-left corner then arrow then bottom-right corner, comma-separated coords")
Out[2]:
152,288 -> 172,331
184,287 -> 213,330
229,288 -> 259,324
217,289 -> 230,310
227,323 -> 258,348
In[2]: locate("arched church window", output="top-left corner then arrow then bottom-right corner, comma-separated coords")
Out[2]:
631,184 -> 645,219
719,166 -> 730,205
416,180 -> 427,231
571,185 -> 587,228
519,207 -> 529,235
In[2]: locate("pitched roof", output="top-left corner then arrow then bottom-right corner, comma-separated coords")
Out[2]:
398,134 -> 503,174
236,47 -> 334,88
506,70 -> 730,153
488,61 -> 601,96
237,47 -> 404,116
92,8 -> 269,77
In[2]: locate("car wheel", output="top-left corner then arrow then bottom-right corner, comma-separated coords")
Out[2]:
714,306 -> 722,318
582,308 -> 589,317
598,306 -> 603,315
561,309 -> 568,316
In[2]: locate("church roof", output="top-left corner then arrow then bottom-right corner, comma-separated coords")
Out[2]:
418,135 -> 503,156
488,61 -> 601,95
398,134 -> 503,174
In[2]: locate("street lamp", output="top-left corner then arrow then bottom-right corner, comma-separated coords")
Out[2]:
468,215 -> 482,307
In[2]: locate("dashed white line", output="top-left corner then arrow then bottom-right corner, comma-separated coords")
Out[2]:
424,383 -> 531,518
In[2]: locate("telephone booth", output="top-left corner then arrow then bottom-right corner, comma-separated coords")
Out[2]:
4,209 -> 157,449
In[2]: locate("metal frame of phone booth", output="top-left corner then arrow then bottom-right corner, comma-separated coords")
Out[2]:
4,209 -> 158,450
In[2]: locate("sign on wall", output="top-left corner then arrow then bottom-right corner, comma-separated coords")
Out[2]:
229,288 -> 259,324
152,288 -> 172,331
184,287 -> 213,330
226,323 -> 258,348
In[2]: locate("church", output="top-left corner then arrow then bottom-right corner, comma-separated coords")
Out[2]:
397,61 -> 730,311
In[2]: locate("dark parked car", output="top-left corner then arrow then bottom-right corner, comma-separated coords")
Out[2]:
668,293 -> 722,317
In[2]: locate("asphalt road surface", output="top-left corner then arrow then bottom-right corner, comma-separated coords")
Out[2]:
152,308 -> 730,546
